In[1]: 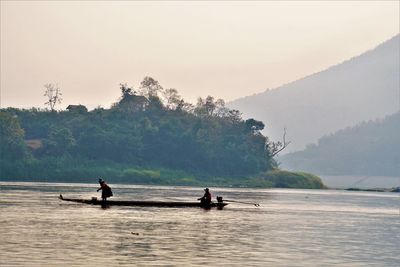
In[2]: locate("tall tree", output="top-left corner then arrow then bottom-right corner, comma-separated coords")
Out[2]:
139,77 -> 163,98
162,88 -> 182,110
44,83 -> 62,111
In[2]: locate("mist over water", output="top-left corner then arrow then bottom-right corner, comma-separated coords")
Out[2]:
0,182 -> 399,266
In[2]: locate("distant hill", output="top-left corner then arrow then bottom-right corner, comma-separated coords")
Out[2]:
280,112 -> 400,176
229,35 -> 400,152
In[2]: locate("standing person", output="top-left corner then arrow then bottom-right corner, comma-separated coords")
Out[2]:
97,178 -> 113,203
198,188 -> 212,207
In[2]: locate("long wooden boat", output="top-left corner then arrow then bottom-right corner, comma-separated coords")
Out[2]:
59,194 -> 227,209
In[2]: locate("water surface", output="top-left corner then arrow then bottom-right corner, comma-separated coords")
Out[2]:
0,182 -> 399,266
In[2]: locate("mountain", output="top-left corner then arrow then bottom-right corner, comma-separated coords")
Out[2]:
280,112 -> 400,176
229,35 -> 399,152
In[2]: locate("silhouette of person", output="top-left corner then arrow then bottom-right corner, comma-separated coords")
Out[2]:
198,188 -> 212,207
97,178 -> 113,202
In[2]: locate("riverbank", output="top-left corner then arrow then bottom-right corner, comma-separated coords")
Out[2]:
0,162 -> 325,189
320,175 -> 400,190
345,187 -> 400,193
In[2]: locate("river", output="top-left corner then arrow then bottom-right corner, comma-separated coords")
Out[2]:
0,182 -> 399,266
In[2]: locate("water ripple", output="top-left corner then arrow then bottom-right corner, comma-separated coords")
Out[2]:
0,182 -> 399,266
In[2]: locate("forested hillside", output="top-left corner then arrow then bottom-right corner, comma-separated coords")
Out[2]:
0,77 -> 324,188
281,112 -> 400,176
229,35 -> 399,152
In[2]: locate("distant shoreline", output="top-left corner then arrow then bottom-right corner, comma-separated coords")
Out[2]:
320,175 -> 400,189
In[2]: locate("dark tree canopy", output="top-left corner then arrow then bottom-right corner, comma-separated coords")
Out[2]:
0,112 -> 29,161
1,77 -> 288,182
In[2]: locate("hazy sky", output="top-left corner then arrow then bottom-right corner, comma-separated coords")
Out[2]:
1,1 -> 399,109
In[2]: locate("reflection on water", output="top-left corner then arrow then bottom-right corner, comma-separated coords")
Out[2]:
0,182 -> 399,266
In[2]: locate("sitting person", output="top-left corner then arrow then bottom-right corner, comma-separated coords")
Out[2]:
198,188 -> 212,207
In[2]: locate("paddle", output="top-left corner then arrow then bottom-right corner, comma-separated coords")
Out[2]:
223,199 -> 260,207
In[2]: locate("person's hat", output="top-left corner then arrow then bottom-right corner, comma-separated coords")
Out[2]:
204,188 -> 209,191
99,178 -> 104,183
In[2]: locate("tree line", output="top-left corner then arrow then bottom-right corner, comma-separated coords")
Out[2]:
1,77 -> 288,182
281,111 -> 400,176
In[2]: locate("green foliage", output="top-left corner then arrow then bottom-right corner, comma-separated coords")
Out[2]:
0,112 -> 31,178
0,112 -> 29,161
245,118 -> 265,132
42,127 -> 76,156
255,170 -> 326,189
282,112 -> 400,176
1,77 -> 311,188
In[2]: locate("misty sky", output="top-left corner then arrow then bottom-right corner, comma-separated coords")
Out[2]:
1,1 -> 399,110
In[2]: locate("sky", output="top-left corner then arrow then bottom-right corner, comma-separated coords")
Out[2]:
1,1 -> 399,110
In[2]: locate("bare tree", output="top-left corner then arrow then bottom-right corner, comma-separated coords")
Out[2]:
44,83 -> 62,111
270,127 -> 291,157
